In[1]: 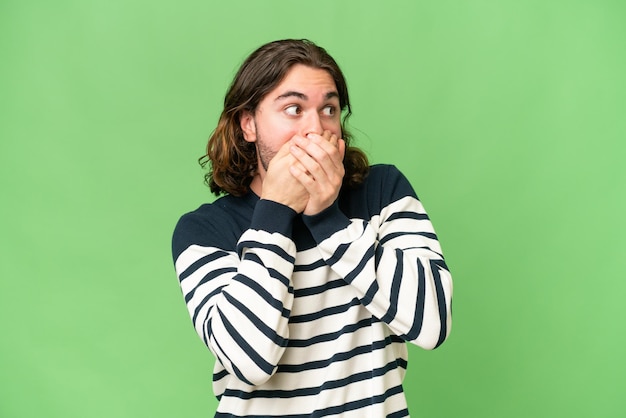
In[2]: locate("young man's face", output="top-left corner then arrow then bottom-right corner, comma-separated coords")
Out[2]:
240,64 -> 342,173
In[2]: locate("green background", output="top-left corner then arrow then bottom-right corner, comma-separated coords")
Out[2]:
2,1 -> 624,417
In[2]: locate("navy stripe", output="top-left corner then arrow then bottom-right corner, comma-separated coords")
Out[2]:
380,248 -> 403,323
431,259 -> 449,348
179,250 -> 230,281
216,306 -> 276,377
293,259 -> 326,272
243,252 -> 291,288
312,384 -> 405,417
388,408 -> 409,417
395,356 -> 408,369
286,317 -> 375,349
222,291 -> 288,347
192,285 -> 225,325
223,359 -> 403,400
215,384 -> 405,417
294,279 -> 347,297
237,240 -> 294,264
327,242 -> 350,266
343,243 -> 375,284
326,221 -> 367,266
379,231 -> 438,246
403,258 -> 426,341
209,321 -> 253,386
361,279 -> 378,306
281,336 -> 395,373
289,298 -> 361,323
374,241 -> 382,271
401,246 -> 445,259
389,334 -> 406,345
433,257 -> 449,272
184,267 -> 235,302
213,368 -> 229,382
232,276 -> 291,317
325,220 -> 366,266
385,211 -> 429,222
201,307 -> 212,346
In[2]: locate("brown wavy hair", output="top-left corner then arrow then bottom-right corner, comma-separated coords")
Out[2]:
200,39 -> 369,196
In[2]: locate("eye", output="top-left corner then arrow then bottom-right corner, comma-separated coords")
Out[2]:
285,105 -> 302,116
321,105 -> 336,117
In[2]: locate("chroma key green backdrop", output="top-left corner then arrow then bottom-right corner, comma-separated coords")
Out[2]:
1,1 -> 625,417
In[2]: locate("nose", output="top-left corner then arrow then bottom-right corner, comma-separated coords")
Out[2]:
301,111 -> 323,136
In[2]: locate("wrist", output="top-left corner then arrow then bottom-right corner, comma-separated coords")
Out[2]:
252,199 -> 298,235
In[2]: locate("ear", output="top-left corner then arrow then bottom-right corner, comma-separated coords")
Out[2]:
240,111 -> 257,143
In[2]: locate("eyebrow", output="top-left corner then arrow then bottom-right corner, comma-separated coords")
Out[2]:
274,91 -> 340,101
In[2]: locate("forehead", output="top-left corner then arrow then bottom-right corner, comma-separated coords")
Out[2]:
269,64 -> 338,98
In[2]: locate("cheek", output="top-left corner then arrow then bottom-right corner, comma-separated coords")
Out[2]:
275,126 -> 299,145
258,118 -> 296,147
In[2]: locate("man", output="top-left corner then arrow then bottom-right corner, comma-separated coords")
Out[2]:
172,39 -> 453,417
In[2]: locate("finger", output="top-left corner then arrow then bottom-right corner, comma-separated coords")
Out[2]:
269,139 -> 295,162
302,134 -> 344,171
289,163 -> 316,191
280,141 -> 311,175
308,131 -> 339,148
291,157 -> 310,177
338,138 -> 346,159
328,132 -> 338,148
294,135 -> 333,166
319,130 -> 337,149
291,139 -> 344,188
290,141 -> 321,179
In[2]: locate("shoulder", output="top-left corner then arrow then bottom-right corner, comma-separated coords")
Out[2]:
339,164 -> 418,218
365,164 -> 403,182
171,194 -> 255,260
362,164 -> 418,201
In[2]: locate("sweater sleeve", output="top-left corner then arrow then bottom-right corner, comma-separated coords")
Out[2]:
172,199 -> 298,386
302,166 -> 453,350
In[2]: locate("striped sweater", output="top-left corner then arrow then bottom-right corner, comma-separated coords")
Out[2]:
172,164 -> 453,417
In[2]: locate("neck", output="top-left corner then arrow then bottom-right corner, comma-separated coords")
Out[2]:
249,173 -> 263,197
